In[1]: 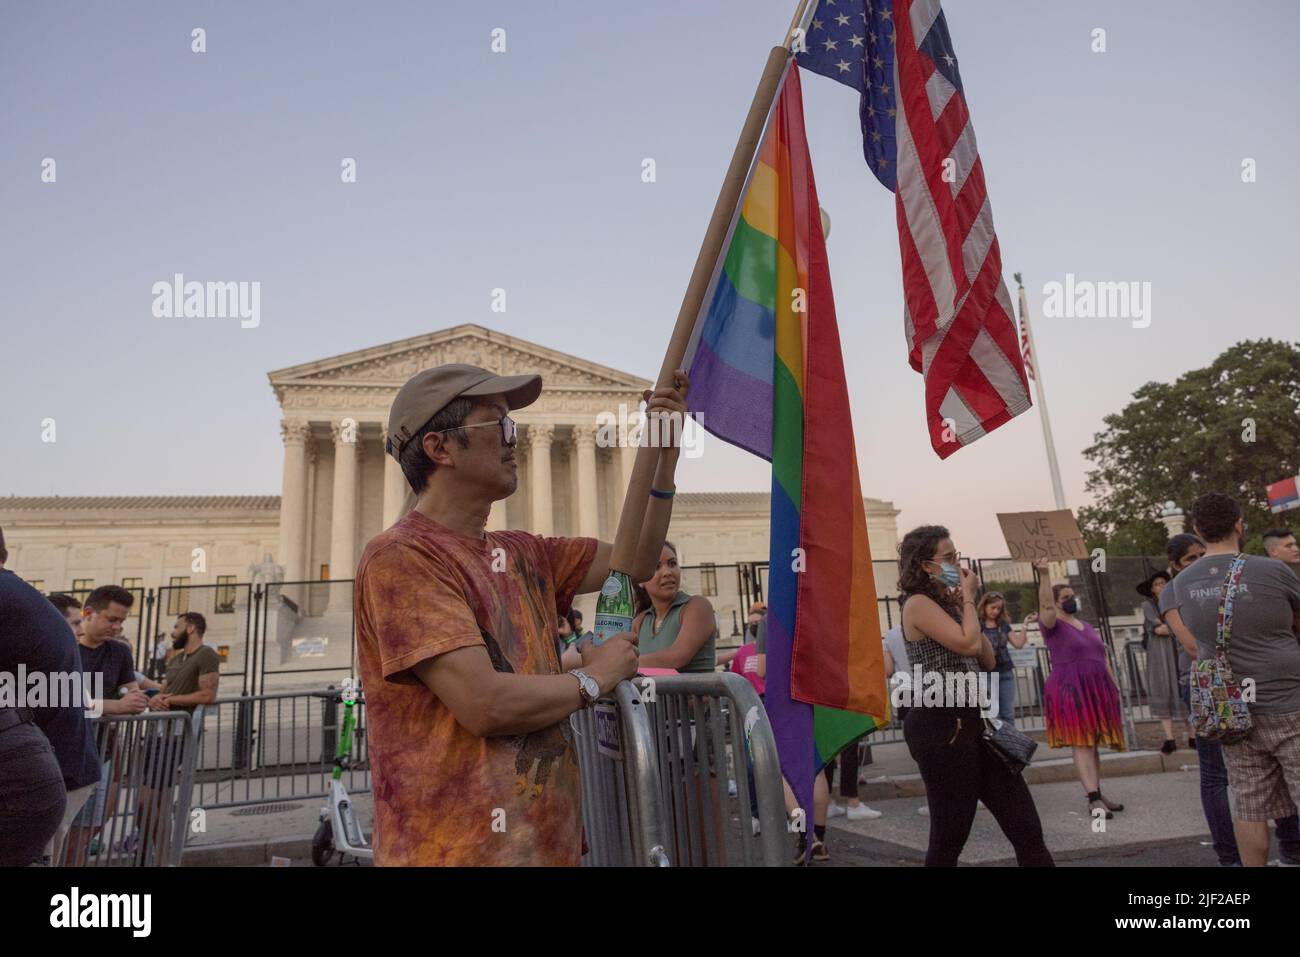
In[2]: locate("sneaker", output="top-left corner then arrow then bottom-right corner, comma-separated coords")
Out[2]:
1160,739 -> 1176,754
751,817 -> 762,836
917,805 -> 929,816
827,803 -> 847,818
811,840 -> 830,863
845,803 -> 882,820
727,779 -> 737,797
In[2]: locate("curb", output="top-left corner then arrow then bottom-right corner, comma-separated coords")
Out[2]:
182,835 -> 315,867
858,748 -> 1197,801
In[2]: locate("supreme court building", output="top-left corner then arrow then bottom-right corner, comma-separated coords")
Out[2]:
1,324 -> 900,677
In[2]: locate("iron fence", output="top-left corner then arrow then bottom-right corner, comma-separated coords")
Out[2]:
191,689 -> 370,812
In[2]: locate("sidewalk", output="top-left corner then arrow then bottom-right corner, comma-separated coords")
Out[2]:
831,764 -> 1212,865
181,722 -> 1203,865
852,732 -> 1197,802
183,791 -> 374,866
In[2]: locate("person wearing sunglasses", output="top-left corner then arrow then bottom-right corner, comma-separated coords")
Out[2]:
354,362 -> 689,866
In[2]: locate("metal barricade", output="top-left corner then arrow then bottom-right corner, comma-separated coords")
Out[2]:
646,673 -> 787,866
573,681 -> 668,866
575,673 -> 787,867
58,708 -> 202,867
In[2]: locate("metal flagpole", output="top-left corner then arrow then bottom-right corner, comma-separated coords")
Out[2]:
1015,272 -> 1067,510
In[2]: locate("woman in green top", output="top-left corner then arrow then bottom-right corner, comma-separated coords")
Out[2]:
631,542 -> 717,673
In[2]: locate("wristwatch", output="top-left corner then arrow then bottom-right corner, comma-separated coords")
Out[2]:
569,669 -> 600,705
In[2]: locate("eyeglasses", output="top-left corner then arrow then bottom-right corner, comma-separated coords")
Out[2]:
930,550 -> 962,565
440,415 -> 517,447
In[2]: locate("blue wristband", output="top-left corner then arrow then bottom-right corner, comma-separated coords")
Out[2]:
649,487 -> 675,500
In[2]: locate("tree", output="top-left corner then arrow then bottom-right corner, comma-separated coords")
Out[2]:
1078,339 -> 1300,555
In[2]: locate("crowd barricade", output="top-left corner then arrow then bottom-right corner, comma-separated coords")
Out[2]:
572,680 -> 669,866
58,708 -> 202,867
576,672 -> 788,867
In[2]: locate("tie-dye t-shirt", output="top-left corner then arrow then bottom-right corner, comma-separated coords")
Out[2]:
354,510 -> 597,866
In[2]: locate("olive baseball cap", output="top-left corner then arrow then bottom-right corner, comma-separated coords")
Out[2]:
385,364 -> 542,459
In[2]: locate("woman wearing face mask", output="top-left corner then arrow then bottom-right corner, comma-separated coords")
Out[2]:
899,526 -> 1054,867
1034,560 -> 1126,819
631,542 -> 717,673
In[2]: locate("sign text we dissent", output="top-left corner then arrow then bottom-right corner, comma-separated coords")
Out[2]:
996,510 -> 1089,562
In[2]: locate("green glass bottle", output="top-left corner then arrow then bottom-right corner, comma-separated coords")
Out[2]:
592,570 -> 635,646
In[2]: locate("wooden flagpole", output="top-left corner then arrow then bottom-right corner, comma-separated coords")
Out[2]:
609,1 -> 816,572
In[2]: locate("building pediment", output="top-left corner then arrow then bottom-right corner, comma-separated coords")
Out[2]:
268,324 -> 649,404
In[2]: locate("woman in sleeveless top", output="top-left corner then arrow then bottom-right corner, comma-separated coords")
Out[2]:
899,525 -> 1053,867
630,542 -> 717,674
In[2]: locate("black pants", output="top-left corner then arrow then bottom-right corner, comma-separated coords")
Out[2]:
823,734 -> 872,799
0,720 -> 67,866
904,708 -> 1054,867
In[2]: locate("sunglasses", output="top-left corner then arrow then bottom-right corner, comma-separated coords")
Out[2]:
440,415 -> 517,446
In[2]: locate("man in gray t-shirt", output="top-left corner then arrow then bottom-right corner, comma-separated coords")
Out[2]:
1162,553 -> 1300,714
1162,492 -> 1300,867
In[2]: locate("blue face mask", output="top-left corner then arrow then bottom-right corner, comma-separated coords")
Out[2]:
934,563 -> 961,588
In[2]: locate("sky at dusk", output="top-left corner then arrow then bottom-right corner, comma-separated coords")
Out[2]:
3,0 -> 1297,556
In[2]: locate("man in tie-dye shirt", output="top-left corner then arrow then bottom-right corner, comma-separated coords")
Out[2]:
356,363 -> 688,865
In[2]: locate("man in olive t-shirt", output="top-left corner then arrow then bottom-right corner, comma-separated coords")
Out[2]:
137,612 -> 219,863
150,613 -> 221,714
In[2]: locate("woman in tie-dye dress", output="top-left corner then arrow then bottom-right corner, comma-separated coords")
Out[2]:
1031,561 -> 1127,821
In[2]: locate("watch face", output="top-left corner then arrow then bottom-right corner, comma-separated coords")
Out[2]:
581,674 -> 599,699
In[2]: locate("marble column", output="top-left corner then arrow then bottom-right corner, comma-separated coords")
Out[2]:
329,421 -> 359,594
573,424 -> 600,538
381,427 -> 407,529
528,423 -> 555,536
277,419 -> 311,588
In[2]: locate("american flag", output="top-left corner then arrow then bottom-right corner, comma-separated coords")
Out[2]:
1016,279 -> 1036,381
797,0 -> 1031,458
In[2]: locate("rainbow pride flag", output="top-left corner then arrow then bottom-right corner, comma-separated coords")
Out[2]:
681,63 -> 887,820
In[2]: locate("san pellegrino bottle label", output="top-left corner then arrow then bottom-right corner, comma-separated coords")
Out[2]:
592,571 -> 634,646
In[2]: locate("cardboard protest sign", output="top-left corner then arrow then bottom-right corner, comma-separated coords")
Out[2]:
996,510 -> 1089,562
